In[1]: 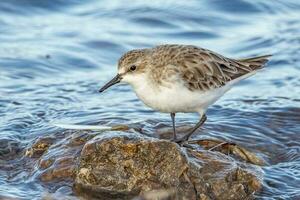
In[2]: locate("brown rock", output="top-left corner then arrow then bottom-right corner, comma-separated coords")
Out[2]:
25,137 -> 55,158
192,139 -> 266,166
39,165 -> 75,182
23,126 -> 264,200
74,132 -> 263,200
25,130 -> 94,185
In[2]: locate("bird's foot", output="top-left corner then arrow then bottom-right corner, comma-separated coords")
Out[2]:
171,135 -> 189,146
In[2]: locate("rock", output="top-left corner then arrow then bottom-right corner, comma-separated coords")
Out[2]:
190,139 -> 266,166
25,136 -> 55,158
24,127 -> 133,184
23,125 -> 264,200
132,189 -> 176,200
74,132 -> 263,200
74,132 -> 193,199
32,131 -> 94,183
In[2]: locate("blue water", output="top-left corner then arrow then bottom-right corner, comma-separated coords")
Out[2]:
0,0 -> 299,199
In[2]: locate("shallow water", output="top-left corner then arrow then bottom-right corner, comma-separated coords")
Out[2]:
0,0 -> 299,199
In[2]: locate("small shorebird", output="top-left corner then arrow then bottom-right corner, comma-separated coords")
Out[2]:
99,44 -> 270,143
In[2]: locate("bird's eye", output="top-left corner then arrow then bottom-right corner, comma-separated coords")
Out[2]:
130,65 -> 137,71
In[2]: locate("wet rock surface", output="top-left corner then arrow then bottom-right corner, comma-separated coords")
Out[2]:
22,126 -> 264,200
74,132 -> 190,199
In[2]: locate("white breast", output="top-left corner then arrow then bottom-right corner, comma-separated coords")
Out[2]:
128,74 -> 231,114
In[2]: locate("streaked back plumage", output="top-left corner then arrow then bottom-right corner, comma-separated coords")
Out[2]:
147,44 -> 271,91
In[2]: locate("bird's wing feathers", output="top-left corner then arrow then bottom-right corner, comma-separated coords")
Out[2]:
175,47 -> 270,91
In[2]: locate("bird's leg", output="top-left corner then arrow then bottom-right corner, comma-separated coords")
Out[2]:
170,113 -> 177,140
175,114 -> 207,144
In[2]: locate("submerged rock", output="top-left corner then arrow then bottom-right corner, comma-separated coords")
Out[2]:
24,127 -> 264,200
25,136 -> 55,158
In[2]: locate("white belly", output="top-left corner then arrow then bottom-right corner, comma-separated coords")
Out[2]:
132,81 -> 230,114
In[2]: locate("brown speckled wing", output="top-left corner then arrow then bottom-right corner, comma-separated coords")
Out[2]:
174,46 -> 269,91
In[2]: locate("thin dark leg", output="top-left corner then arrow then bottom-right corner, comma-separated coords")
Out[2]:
170,113 -> 177,140
175,114 -> 207,144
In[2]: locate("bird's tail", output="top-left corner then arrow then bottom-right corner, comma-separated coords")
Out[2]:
238,54 -> 272,70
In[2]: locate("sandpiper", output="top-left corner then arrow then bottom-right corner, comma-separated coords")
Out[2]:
99,44 -> 270,143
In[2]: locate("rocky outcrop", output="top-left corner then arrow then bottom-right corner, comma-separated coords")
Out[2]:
24,126 -> 264,200
74,132 -> 262,200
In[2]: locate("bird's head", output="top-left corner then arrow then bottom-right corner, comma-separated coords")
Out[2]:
99,49 -> 149,93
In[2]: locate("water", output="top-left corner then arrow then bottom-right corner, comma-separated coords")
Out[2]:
0,0 -> 299,199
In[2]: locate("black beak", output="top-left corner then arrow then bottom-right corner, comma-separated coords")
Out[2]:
99,74 -> 122,93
